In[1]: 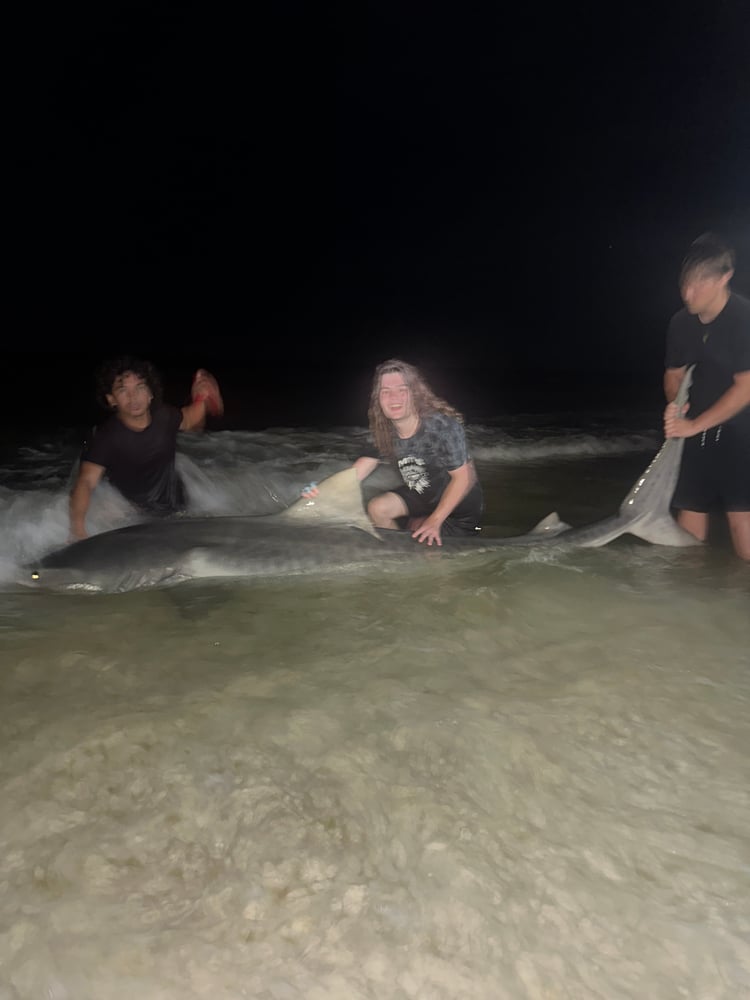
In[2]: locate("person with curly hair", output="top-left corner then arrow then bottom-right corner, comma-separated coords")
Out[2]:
304,358 -> 482,545
69,356 -> 223,540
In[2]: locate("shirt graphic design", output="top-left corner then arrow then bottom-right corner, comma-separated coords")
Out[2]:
398,455 -> 430,494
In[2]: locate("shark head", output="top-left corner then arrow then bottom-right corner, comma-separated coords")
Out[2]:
25,565 -> 107,592
23,553 -> 185,593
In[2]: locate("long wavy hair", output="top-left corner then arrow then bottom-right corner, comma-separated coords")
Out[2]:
368,358 -> 463,459
95,356 -> 164,410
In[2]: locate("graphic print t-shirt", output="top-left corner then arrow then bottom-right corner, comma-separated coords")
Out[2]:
365,412 -> 471,508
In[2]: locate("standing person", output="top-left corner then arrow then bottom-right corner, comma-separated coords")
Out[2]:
353,358 -> 483,545
663,233 -> 750,561
69,357 -> 224,540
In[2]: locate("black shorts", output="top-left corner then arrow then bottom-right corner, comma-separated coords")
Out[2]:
391,482 -> 484,535
672,428 -> 750,513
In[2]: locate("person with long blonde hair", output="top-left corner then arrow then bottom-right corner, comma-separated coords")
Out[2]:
351,358 -> 483,546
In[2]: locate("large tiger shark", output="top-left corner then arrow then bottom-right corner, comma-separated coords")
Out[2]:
23,370 -> 698,593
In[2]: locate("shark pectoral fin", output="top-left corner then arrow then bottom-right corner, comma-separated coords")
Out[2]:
530,512 -> 572,536
282,467 -> 375,533
627,515 -> 703,547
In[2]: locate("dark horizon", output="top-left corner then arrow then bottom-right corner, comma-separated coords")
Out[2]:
10,2 -> 750,427
9,345 -> 680,437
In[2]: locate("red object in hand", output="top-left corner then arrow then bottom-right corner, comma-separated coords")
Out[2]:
191,369 -> 224,417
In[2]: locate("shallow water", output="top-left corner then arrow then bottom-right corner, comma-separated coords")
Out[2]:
1,424 -> 748,999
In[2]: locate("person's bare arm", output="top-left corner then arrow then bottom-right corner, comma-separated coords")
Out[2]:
353,456 -> 380,481
180,369 -> 224,432
411,461 -> 476,546
179,400 -> 207,432
664,366 -> 687,403
665,370 -> 750,438
69,461 -> 105,540
301,456 -> 380,498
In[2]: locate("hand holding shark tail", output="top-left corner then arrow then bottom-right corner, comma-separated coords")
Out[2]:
611,365 -> 699,549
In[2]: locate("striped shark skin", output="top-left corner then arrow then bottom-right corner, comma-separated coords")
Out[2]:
23,370 -> 697,593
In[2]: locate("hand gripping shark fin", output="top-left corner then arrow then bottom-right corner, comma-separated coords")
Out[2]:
280,467 -> 380,537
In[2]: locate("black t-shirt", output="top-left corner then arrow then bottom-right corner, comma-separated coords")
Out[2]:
665,291 -> 750,436
83,403 -> 185,513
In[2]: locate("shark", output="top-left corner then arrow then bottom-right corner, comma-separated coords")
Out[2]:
23,369 -> 698,593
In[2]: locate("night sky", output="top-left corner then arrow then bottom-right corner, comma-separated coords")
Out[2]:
13,2 -> 750,428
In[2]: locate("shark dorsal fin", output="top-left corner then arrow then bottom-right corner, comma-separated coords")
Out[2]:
280,467 -> 378,536
529,512 -> 572,535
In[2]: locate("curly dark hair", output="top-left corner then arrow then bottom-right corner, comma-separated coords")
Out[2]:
368,358 -> 463,459
95,356 -> 164,410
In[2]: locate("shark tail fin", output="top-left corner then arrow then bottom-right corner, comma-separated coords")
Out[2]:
530,512 -> 572,536
627,515 -> 703,547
